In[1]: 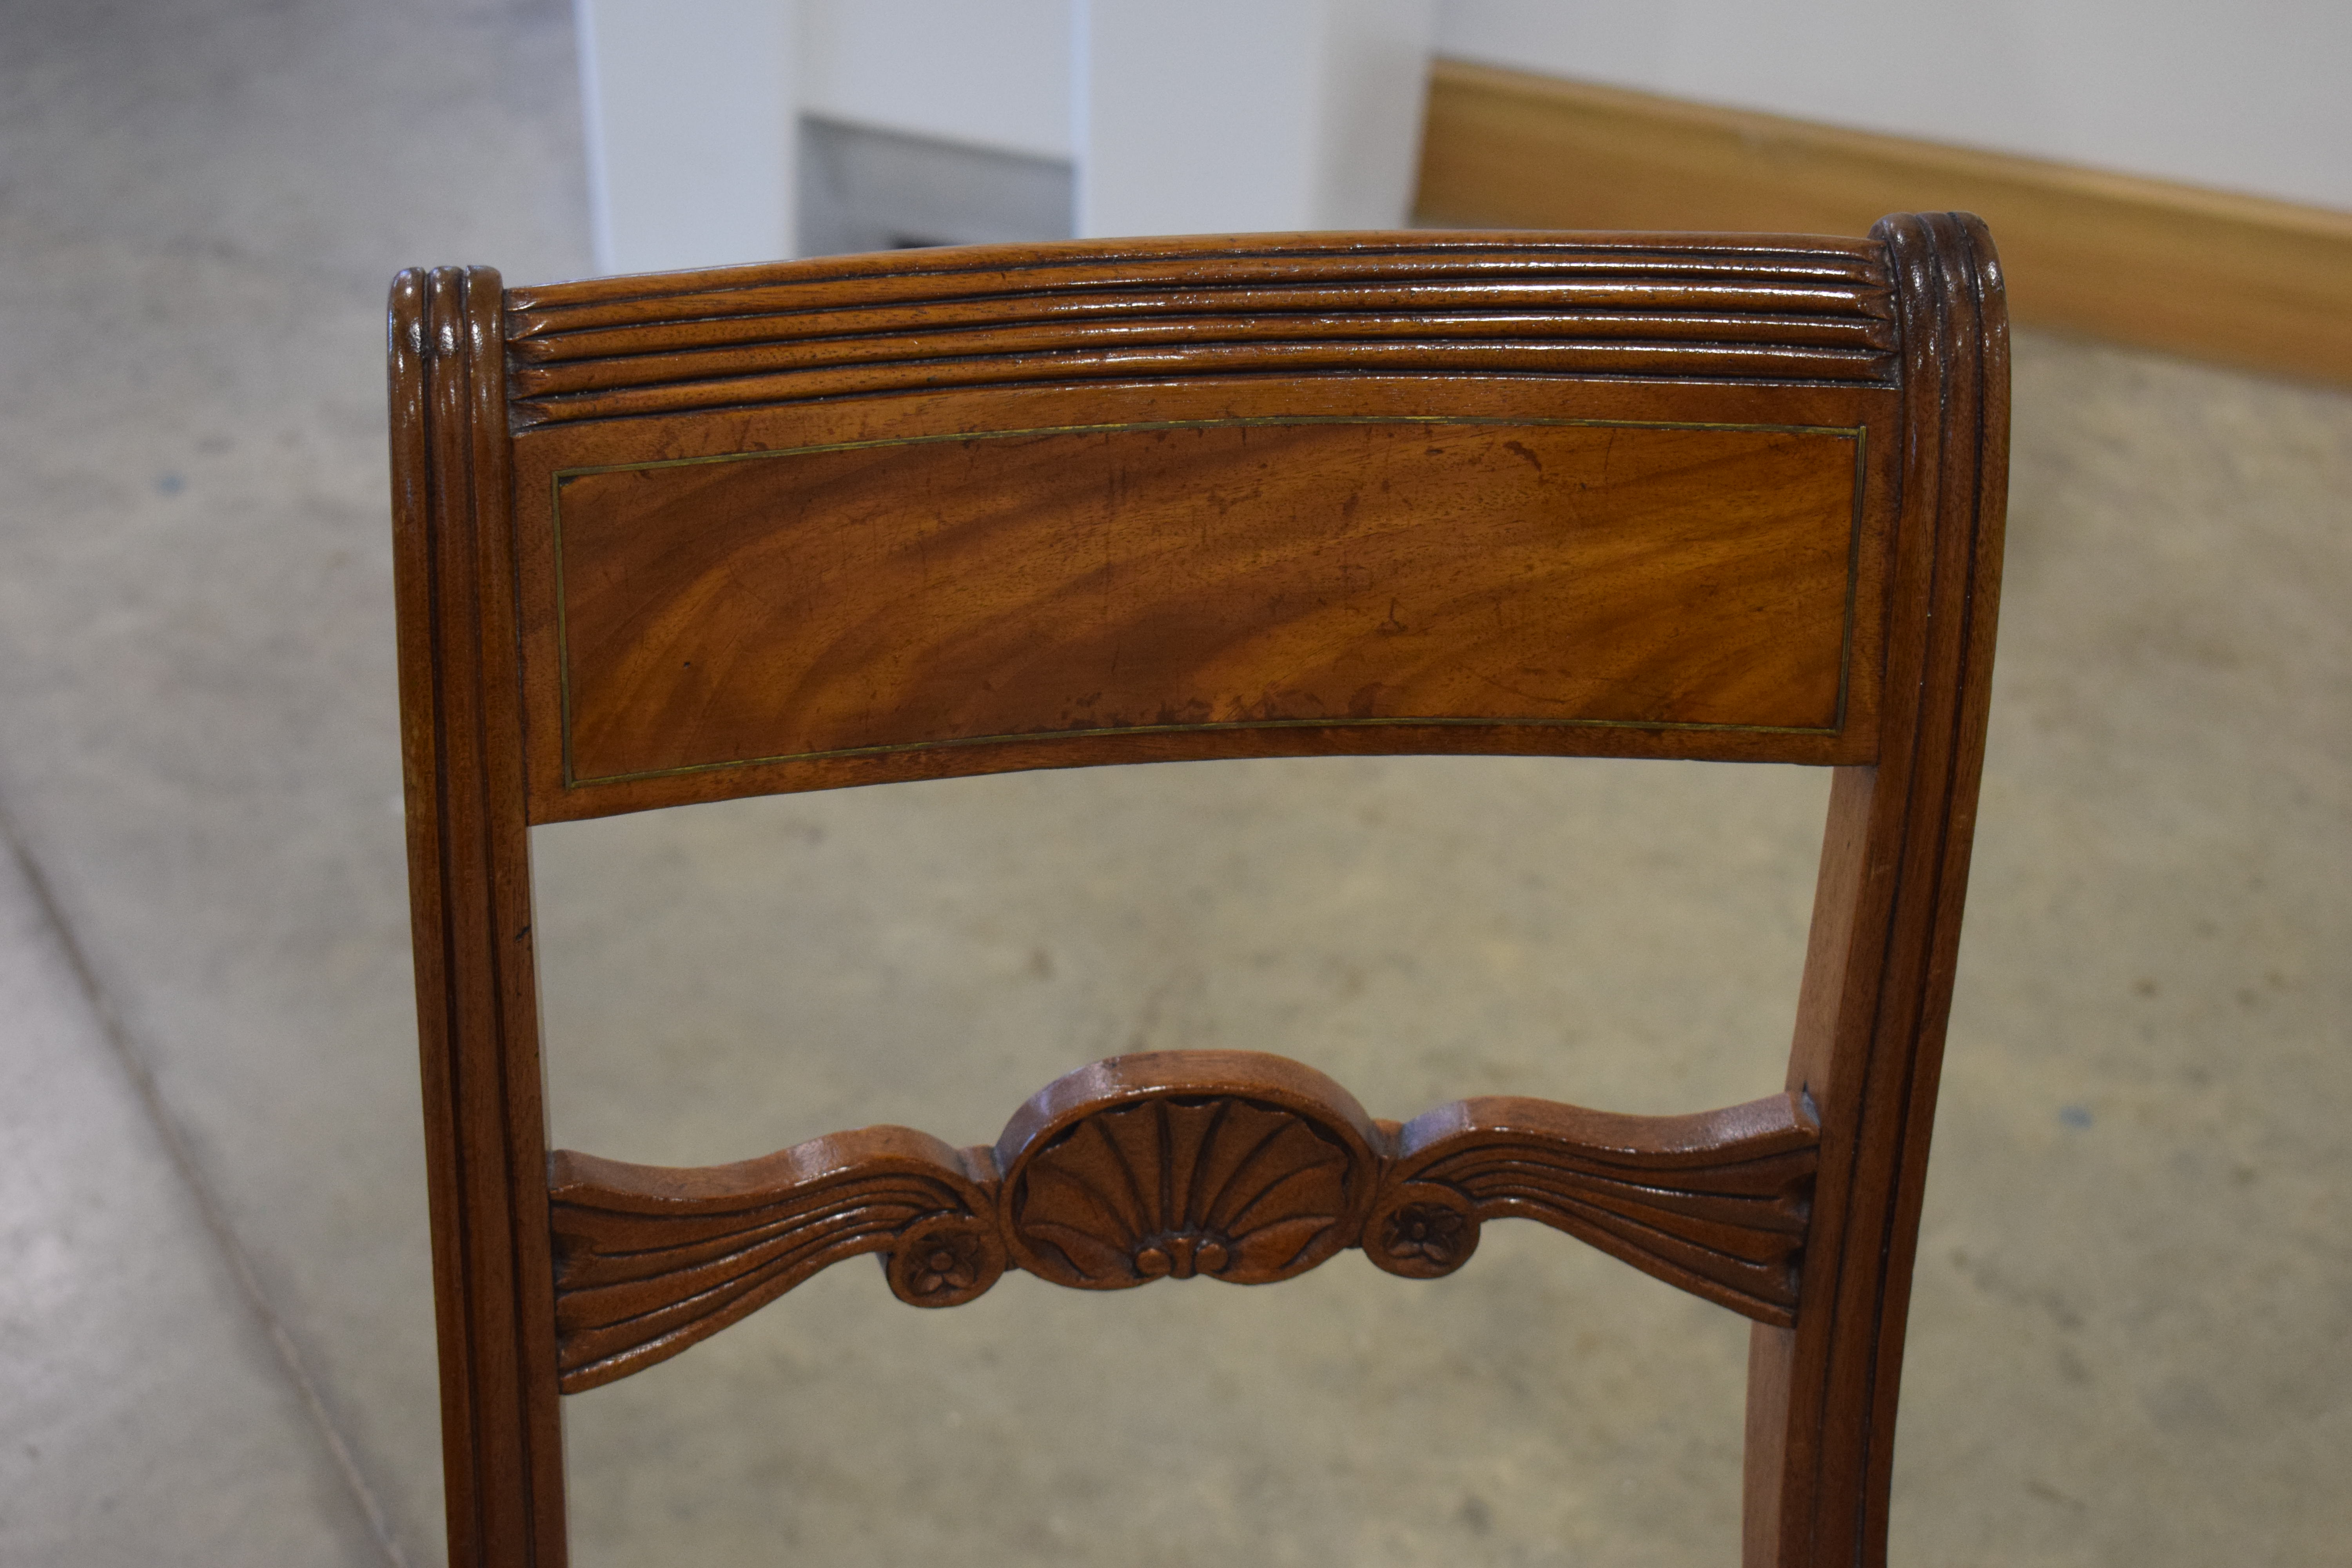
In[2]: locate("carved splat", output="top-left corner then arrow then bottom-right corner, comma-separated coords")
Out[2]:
548,1050 -> 1818,1391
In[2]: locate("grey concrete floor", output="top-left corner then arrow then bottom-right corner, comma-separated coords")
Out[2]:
2,2 -> 2347,1566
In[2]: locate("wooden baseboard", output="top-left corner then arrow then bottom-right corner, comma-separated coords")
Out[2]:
1414,59 -> 2352,385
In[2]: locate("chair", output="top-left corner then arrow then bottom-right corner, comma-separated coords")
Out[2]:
388,213 -> 2006,1567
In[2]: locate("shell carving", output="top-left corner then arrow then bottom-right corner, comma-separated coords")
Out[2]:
1007,1096 -> 1362,1288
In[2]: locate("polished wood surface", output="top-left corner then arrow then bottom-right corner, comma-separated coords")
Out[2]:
548,1050 -> 1818,1392
509,232 -> 1904,817
554,418 -> 1864,787
390,215 -> 2007,1568
389,267 -> 565,1568
1375,1086 -> 1817,1320
1745,214 -> 2007,1568
503,232 -> 1897,427
1416,58 -> 2352,385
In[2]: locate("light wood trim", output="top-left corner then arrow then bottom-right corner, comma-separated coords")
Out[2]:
1415,59 -> 2352,385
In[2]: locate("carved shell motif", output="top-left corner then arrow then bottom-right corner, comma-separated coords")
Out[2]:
1006,1097 -> 1360,1288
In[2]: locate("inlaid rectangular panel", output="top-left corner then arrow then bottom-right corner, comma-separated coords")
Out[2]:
551,416 -> 1864,790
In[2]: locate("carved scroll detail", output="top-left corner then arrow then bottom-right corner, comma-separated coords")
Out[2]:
548,1127 -> 1001,1391
548,1051 -> 1817,1389
1363,1094 -> 1819,1325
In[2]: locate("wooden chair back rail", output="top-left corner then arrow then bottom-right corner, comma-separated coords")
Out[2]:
548,1062 -> 1822,1392
388,216 -> 2007,1568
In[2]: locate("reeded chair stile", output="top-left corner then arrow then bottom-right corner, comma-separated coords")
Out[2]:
388,216 -> 2006,1567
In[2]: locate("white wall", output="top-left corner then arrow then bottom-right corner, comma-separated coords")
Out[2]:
576,0 -> 798,273
802,0 -> 1439,238
801,0 -> 1072,160
579,0 -> 2347,274
579,0 -> 1439,272
1076,0 -> 1435,238
1436,0 -> 2352,212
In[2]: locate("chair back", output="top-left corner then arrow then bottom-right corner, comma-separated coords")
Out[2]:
389,214 -> 2005,1568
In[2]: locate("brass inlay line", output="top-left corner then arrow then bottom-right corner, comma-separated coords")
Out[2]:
549,414 -> 1867,789
551,414 -> 1864,481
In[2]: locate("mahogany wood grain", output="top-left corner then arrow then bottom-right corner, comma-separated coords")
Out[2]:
390,267 -> 568,1568
552,418 -> 1865,788
1741,212 -> 2008,1568
547,1050 -> 1819,1391
503,232 -> 1896,426
389,218 -> 2007,1568
1374,1089 -> 1818,1321
549,1126 -> 1003,1390
508,236 -> 1906,819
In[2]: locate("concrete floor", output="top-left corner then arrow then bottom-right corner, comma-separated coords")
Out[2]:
2,2 -> 2347,1565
